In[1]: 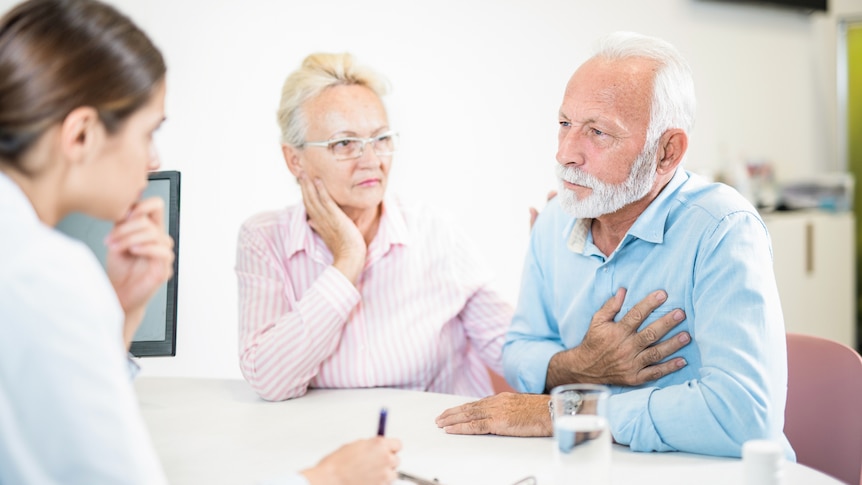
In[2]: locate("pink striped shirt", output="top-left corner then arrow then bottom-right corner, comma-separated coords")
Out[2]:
235,197 -> 512,401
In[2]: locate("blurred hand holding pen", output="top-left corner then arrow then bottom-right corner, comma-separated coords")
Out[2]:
379,407 -> 536,485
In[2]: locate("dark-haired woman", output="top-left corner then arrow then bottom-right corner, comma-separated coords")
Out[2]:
0,0 -> 171,482
0,1 -> 399,484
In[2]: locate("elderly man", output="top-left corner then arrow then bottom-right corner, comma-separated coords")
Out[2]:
435,31 -> 794,459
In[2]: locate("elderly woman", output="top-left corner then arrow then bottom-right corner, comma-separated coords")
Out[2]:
235,53 -> 512,401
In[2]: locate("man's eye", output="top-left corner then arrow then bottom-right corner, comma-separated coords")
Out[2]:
590,128 -> 605,136
559,121 -> 571,128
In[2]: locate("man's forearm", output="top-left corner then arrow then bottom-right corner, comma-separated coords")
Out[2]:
545,347 -> 591,392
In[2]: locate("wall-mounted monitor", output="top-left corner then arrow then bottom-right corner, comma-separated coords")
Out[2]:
56,170 -> 180,357
697,0 -> 827,13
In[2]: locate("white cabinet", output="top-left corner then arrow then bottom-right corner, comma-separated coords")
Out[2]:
761,211 -> 856,348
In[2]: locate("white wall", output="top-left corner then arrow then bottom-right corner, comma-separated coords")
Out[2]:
5,0 -> 858,378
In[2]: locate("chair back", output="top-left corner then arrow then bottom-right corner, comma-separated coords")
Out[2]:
785,332 -> 862,485
486,366 -> 516,394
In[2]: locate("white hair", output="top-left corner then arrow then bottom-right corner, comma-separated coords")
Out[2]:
592,31 -> 696,154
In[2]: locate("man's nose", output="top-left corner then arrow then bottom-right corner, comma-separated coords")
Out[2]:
556,129 -> 583,167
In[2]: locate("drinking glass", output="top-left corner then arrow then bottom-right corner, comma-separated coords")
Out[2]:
550,383 -> 612,484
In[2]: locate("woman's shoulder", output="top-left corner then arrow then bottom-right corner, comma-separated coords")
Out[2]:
238,204 -> 305,237
241,203 -> 302,226
3,223 -> 105,282
235,204 -> 313,261
385,195 -> 481,255
0,224 -> 122,337
386,196 -> 460,239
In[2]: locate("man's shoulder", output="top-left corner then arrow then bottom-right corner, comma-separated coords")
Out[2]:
674,172 -> 761,222
532,199 -> 573,235
525,199 -> 577,259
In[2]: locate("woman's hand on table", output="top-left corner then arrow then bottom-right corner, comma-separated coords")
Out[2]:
435,392 -> 552,437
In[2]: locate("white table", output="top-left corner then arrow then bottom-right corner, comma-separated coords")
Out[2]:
135,378 -> 841,485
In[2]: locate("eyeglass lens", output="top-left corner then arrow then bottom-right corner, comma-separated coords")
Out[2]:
330,133 -> 397,160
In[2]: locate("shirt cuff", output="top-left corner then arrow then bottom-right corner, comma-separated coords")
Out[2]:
607,387 -> 673,452
504,339 -> 563,393
313,266 -> 361,320
126,352 -> 141,380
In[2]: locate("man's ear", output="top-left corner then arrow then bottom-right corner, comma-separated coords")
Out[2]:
59,106 -> 102,166
282,144 -> 304,178
655,128 -> 687,175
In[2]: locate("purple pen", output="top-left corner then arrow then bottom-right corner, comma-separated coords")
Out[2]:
377,407 -> 388,436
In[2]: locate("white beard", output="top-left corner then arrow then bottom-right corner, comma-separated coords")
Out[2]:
556,143 -> 659,219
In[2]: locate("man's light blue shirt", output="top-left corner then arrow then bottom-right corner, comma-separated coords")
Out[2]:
504,169 -> 794,459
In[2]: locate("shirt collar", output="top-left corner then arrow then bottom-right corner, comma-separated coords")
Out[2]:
0,171 -> 40,226
374,197 -> 410,248
284,204 -> 315,259
565,168 -> 689,253
565,218 -> 591,253
285,197 -> 410,260
627,168 -> 688,245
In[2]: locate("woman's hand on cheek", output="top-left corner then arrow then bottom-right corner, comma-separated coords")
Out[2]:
298,174 -> 366,284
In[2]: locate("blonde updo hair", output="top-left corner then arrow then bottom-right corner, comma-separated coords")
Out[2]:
276,52 -> 390,147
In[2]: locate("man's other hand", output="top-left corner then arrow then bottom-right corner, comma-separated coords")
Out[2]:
435,393 -> 551,437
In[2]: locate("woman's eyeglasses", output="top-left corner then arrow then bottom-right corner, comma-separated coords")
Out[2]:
302,131 -> 399,161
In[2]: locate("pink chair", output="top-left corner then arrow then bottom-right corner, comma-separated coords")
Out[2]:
486,366 -> 516,394
784,333 -> 862,485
